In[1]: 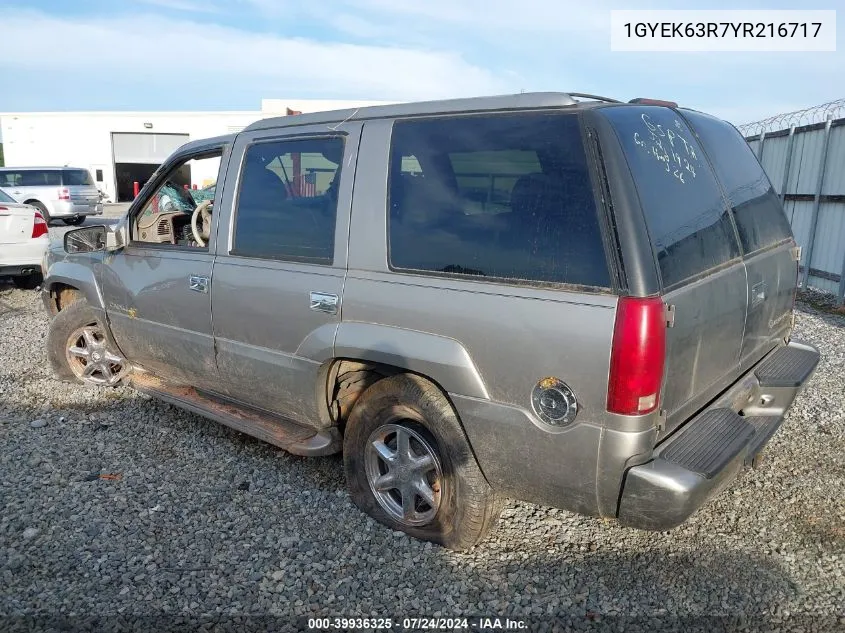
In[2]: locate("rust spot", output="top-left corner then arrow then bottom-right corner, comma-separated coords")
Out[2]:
539,376 -> 558,390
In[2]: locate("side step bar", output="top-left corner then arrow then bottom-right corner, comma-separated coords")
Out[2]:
131,373 -> 341,457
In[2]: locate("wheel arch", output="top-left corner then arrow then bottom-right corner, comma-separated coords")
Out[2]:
44,264 -> 105,313
303,322 -> 490,431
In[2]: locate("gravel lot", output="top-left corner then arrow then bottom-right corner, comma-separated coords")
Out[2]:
0,282 -> 843,632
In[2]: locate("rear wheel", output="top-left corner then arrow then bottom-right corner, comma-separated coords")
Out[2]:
46,300 -> 128,387
26,201 -> 50,224
63,216 -> 85,226
12,272 -> 43,290
343,373 -> 502,551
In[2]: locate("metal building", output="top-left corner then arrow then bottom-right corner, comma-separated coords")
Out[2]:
0,98 -> 391,203
740,99 -> 845,304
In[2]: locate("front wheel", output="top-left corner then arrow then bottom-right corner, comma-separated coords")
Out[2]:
343,373 -> 503,551
46,300 -> 129,387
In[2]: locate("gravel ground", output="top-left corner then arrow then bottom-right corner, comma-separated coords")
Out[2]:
0,283 -> 843,632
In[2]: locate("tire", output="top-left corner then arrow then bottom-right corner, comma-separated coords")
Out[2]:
343,373 -> 503,551
12,272 -> 43,290
63,216 -> 86,226
26,200 -> 50,224
46,300 -> 128,387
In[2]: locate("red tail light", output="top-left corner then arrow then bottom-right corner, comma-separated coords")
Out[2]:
606,297 -> 666,416
57,188 -> 71,201
32,212 -> 48,238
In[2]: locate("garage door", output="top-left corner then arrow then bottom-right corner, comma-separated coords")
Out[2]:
112,133 -> 190,164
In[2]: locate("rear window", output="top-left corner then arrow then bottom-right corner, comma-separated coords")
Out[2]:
601,106 -> 740,289
682,111 -> 793,254
62,169 -> 95,186
388,113 -> 611,288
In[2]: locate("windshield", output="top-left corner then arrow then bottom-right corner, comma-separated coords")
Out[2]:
0,188 -> 15,203
62,169 -> 95,186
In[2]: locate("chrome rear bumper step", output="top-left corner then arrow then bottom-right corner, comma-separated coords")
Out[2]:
618,341 -> 819,532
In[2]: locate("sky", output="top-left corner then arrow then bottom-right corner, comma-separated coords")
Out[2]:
0,0 -> 841,127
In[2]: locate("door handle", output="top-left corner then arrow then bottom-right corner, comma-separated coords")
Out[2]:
189,274 -> 209,293
751,281 -> 767,307
310,291 -> 338,315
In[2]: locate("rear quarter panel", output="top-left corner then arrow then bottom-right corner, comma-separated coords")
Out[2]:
343,118 -> 630,516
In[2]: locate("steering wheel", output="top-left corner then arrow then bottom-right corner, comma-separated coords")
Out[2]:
191,199 -> 214,247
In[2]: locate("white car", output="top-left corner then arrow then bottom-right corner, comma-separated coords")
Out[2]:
0,187 -> 50,289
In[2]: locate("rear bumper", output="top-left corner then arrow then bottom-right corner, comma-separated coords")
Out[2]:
618,341 -> 820,531
0,238 -> 49,276
51,201 -> 103,218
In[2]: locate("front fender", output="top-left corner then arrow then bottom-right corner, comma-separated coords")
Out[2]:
42,259 -> 105,312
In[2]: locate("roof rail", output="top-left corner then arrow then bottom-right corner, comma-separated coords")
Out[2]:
567,93 -> 622,104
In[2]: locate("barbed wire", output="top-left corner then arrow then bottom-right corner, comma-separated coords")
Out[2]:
737,98 -> 845,137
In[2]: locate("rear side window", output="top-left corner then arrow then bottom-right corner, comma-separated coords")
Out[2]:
601,106 -> 740,289
18,170 -> 61,187
233,136 -> 344,264
682,111 -> 793,254
388,113 -> 611,288
62,169 -> 95,186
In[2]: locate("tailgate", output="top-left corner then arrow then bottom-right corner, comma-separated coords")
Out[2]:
0,207 -> 34,244
68,186 -> 100,204
598,105 -> 748,435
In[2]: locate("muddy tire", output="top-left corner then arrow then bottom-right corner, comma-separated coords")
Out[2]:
46,300 -> 128,387
343,373 -> 503,551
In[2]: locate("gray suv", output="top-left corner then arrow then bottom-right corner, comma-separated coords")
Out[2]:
41,93 -> 820,550
0,166 -> 103,225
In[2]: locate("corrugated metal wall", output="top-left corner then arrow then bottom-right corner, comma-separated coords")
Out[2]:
746,117 -> 845,303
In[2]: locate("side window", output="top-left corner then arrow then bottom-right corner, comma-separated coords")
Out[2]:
449,150 -> 541,215
19,170 -> 60,186
0,172 -> 21,187
133,152 -> 221,248
683,111 -> 793,254
388,113 -> 611,288
233,136 -> 344,264
600,106 -> 741,289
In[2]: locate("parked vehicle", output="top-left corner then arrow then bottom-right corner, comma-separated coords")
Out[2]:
40,93 -> 820,550
0,167 -> 104,226
0,187 -> 49,289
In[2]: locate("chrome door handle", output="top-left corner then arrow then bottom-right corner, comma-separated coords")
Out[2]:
310,291 -> 338,315
189,274 -> 209,293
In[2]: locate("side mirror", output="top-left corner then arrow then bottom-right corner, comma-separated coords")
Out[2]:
64,225 -> 108,254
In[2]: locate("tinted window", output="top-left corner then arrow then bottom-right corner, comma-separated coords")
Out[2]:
63,169 -> 95,186
601,106 -> 740,289
0,188 -> 14,203
682,111 -> 793,254
234,137 -> 343,263
0,171 -> 21,187
18,170 -> 61,186
388,113 -> 611,288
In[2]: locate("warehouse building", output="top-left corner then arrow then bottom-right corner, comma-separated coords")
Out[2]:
0,98 -> 390,202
